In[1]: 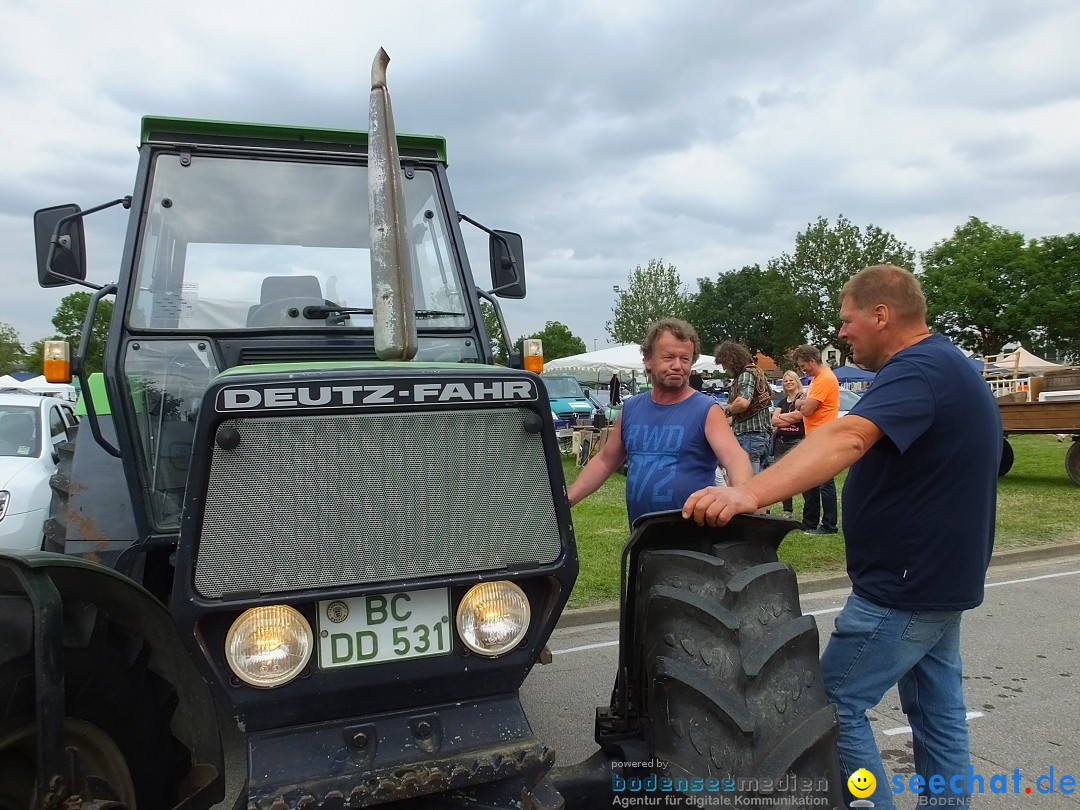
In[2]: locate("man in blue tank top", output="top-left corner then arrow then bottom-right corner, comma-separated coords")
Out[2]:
567,318 -> 752,525
682,266 -> 1001,809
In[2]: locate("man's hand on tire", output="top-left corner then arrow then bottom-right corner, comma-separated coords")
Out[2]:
682,485 -> 757,526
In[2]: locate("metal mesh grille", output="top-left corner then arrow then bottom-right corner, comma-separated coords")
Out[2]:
194,408 -> 562,598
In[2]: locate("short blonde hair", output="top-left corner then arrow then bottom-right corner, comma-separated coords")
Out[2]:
841,264 -> 927,325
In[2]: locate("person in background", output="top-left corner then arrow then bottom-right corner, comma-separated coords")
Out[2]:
682,265 -> 1001,809
608,373 -> 622,407
715,341 -> 773,474
793,343 -> 840,534
567,318 -> 751,524
688,370 -> 704,391
770,369 -> 805,519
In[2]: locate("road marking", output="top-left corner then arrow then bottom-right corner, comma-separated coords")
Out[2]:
802,569 -> 1080,619
549,568 -> 1080,656
553,640 -> 619,656
985,569 -> 1080,588
883,711 -> 984,736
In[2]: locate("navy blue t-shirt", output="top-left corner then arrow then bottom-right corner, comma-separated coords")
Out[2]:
843,333 -> 1001,610
621,391 -> 719,525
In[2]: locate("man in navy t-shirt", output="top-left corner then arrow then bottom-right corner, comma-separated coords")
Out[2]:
567,318 -> 752,525
841,335 -> 998,610
682,265 -> 1001,809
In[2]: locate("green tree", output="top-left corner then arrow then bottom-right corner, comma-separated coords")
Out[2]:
920,217 -> 1035,356
52,292 -> 114,375
607,259 -> 689,344
480,301 -> 508,365
0,322 -> 27,374
687,265 -> 808,363
23,337 -> 62,376
1028,233 -> 1080,361
517,321 -> 585,362
770,215 -> 914,360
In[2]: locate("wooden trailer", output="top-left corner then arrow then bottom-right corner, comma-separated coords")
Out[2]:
997,398 -> 1080,485
983,352 -> 1080,484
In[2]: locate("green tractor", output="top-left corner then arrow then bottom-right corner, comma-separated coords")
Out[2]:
0,51 -> 841,809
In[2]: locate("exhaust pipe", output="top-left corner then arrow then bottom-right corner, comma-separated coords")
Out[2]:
368,47 -> 418,361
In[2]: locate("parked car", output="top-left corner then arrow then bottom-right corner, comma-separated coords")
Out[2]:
0,392 -> 79,550
542,374 -> 601,424
838,387 -> 862,417
702,383 -> 729,405
585,387 -> 611,409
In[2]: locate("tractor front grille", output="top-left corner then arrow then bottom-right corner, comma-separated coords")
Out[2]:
193,408 -> 562,599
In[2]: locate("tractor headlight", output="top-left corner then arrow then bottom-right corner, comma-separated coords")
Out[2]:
455,581 -> 530,656
225,605 -> 313,687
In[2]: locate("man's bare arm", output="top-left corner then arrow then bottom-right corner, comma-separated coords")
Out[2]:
797,397 -> 821,416
566,417 -> 627,507
683,415 -> 883,525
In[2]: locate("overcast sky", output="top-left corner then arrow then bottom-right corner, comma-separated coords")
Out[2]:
2,0 -> 1078,352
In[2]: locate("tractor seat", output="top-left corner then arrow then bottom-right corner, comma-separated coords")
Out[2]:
247,275 -> 326,327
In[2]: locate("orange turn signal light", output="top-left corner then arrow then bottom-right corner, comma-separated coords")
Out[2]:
43,340 -> 72,383
523,339 -> 544,374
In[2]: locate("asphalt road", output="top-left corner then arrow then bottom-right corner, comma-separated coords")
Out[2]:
522,555 -> 1080,808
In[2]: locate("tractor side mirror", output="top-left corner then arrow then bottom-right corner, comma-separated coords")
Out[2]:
489,230 -> 526,299
34,204 -> 87,287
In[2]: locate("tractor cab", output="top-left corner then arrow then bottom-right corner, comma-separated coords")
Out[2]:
34,116 -> 526,537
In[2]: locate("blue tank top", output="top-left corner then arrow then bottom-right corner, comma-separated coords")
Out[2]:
621,391 -> 720,525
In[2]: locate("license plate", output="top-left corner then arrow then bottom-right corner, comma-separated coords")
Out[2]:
317,588 -> 452,669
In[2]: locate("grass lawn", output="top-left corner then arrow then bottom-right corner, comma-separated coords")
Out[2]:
562,434 -> 1080,607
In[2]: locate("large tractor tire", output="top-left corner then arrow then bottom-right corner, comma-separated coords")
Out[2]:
998,437 -> 1014,478
635,541 -> 840,805
0,617 -> 191,809
1066,439 -> 1080,486
42,426 -> 78,553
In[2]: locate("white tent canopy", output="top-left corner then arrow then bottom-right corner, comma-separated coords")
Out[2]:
988,346 -> 1063,375
543,343 -> 723,377
0,374 -> 77,401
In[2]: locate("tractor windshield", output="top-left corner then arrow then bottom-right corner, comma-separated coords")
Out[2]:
129,153 -> 470,331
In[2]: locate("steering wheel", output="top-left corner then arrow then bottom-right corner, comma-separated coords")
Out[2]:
247,297 -> 327,327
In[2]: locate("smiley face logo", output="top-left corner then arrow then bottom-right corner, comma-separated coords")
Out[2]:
847,768 -> 876,798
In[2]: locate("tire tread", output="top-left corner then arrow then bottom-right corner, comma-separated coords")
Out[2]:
635,539 -> 841,803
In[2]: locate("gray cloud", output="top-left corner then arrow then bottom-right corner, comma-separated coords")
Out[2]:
1,0 -> 1078,355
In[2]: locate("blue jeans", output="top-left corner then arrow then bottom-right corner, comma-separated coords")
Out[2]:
736,431 -> 770,473
821,594 -> 970,809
